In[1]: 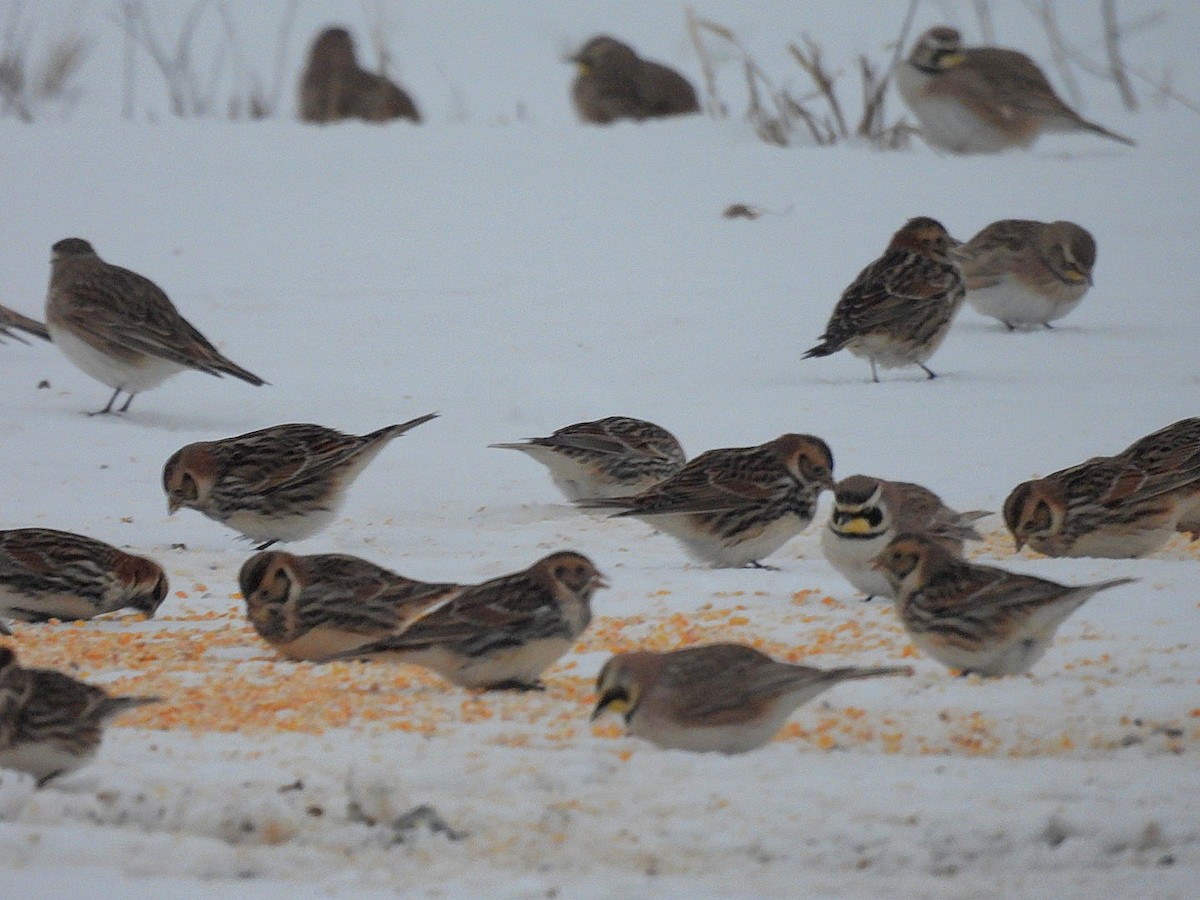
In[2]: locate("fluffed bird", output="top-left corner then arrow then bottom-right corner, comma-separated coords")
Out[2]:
163,413 -> 438,549
299,26 -> 420,124
872,533 -> 1134,675
0,646 -> 159,785
955,220 -> 1096,329
821,475 -> 988,600
591,643 -> 912,753
895,26 -> 1135,154
579,433 -> 834,568
803,217 -> 965,382
490,416 -> 686,501
570,34 -> 699,125
0,528 -> 168,629
0,303 -> 50,344
44,238 -> 266,414
326,551 -> 606,691
238,550 -> 459,661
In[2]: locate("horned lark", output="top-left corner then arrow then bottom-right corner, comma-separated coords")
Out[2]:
895,26 -> 1135,154
873,533 -> 1134,675
490,416 -> 686,501
44,238 -> 266,414
955,220 -> 1096,329
570,35 -> 699,124
163,413 -> 437,549
579,433 -> 834,568
327,551 -> 606,690
803,217 -> 965,382
0,646 -> 159,785
0,528 -> 167,628
821,475 -> 988,601
299,27 -> 420,124
0,303 -> 50,344
239,550 -> 459,661
591,643 -> 912,753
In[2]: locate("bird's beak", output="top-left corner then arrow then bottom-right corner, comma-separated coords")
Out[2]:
592,572 -> 610,591
167,497 -> 181,514
1012,536 -> 1025,552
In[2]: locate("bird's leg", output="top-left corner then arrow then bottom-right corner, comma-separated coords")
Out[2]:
119,392 -> 136,412
746,560 -> 780,571
486,679 -> 546,692
1043,322 -> 1054,330
88,388 -> 123,416
919,363 -> 937,380
861,594 -> 876,602
254,539 -> 279,551
869,358 -> 880,383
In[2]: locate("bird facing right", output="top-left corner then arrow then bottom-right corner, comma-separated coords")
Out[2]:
803,217 -> 966,382
821,475 -> 988,601
163,413 -> 438,550
591,643 -> 912,753
872,533 -> 1135,675
239,550 -> 460,661
894,26 -> 1135,154
955,220 -> 1096,330
489,416 -> 686,501
0,646 -> 159,785
578,433 -> 834,568
44,238 -> 266,415
570,35 -> 699,124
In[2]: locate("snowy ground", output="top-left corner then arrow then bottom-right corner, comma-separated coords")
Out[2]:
1,1 -> 1199,897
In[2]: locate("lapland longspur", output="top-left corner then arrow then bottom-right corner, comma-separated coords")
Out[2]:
44,238 -> 265,414
299,27 -> 420,124
873,533 -> 1135,675
0,528 -> 168,628
821,475 -> 988,601
571,35 -> 699,125
328,551 -> 606,690
592,643 -> 912,754
0,646 -> 159,785
955,220 -> 1096,329
579,433 -> 834,568
239,551 -> 459,661
0,303 -> 50,344
803,217 -> 965,382
163,413 -> 438,549
1118,418 -> 1200,538
490,416 -> 686,501
1004,445 -> 1200,559
895,26 -> 1135,154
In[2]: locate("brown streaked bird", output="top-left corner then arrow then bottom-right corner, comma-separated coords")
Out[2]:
578,433 -> 834,569
0,528 -> 168,630
44,238 -> 266,415
327,551 -> 606,691
955,220 -> 1096,330
570,35 -> 699,125
163,413 -> 438,550
821,475 -> 988,601
299,26 -> 420,124
0,646 -> 159,785
238,550 -> 460,661
803,217 -> 966,382
873,533 -> 1134,676
0,303 -> 50,344
895,26 -> 1135,154
1117,417 -> 1200,539
591,643 -> 912,753
490,416 -> 686,501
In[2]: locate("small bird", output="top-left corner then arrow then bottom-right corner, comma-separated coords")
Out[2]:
0,528 -> 168,629
803,217 -> 966,382
326,551 -> 606,690
44,238 -> 266,415
894,26 -> 1135,154
872,533 -> 1135,675
579,433 -> 834,568
490,416 -> 686,501
591,643 -> 912,754
821,475 -> 988,600
0,303 -> 50,344
163,413 -> 438,549
954,220 -> 1096,330
1003,444 -> 1200,556
570,35 -> 699,125
1118,419 -> 1200,540
0,646 -> 159,785
299,27 -> 420,124
239,550 -> 459,661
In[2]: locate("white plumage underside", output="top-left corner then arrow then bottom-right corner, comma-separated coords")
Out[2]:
0,588 -> 106,621
507,445 -> 650,502
967,279 -> 1088,327
649,513 -> 806,568
894,66 -> 1018,154
47,323 -> 186,393
819,526 -> 895,599
0,741 -> 94,782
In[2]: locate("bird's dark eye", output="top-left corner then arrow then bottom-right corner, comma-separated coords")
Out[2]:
181,473 -> 199,501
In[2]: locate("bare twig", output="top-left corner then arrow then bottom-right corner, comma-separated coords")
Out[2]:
685,7 -> 726,119
1102,0 -> 1138,111
1024,0 -> 1084,107
973,0 -> 996,45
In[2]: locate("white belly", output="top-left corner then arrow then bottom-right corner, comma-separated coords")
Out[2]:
47,323 -> 186,393
651,512 -> 805,568
967,280 -> 1087,328
820,527 -> 894,599
0,741 -> 93,782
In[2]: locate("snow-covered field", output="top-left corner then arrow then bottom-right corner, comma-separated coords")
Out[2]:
2,1 -> 1198,896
